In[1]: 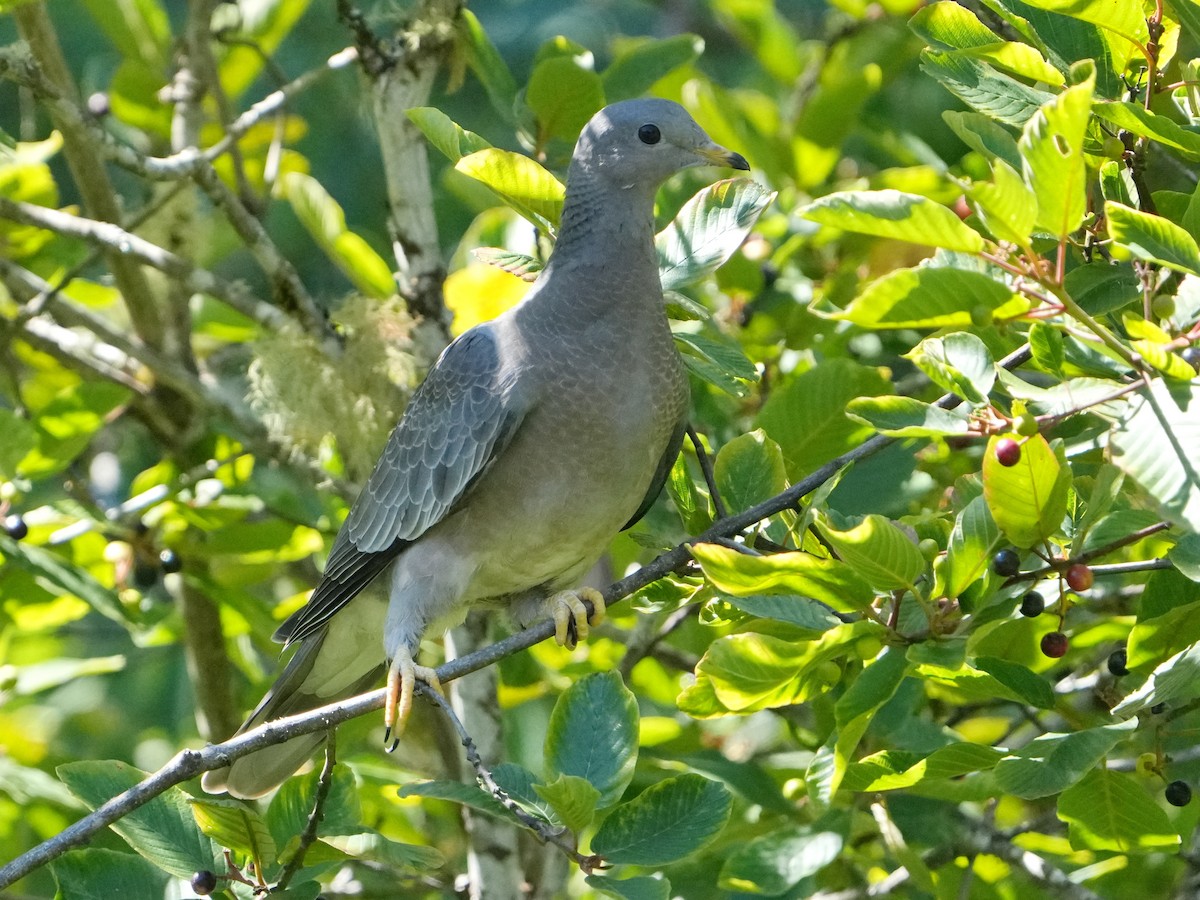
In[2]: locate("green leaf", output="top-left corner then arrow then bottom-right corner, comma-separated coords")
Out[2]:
719,593 -> 843,631
0,407 -> 36,479
1106,201 -> 1200,275
799,189 -> 983,252
590,774 -> 731,866
1058,768 -> 1180,853
967,159 -> 1038,246
973,656 -> 1055,709
492,763 -> 561,825
189,797 -> 276,863
835,646 -> 910,727
22,382 -> 131,477
50,848 -> 170,900
1023,0 -> 1149,46
943,110 -> 1022,170
78,0 -> 170,69
406,107 -> 492,163
906,331 -> 995,404
816,513 -> 926,592
713,430 -> 787,515
526,55 -> 606,142
458,10 -> 518,122
1093,102 -> 1200,160
0,535 -> 126,624
832,265 -> 1027,329
690,541 -> 876,613
943,494 -> 1001,599
845,743 -> 1005,791
846,396 -> 971,437
1169,533 -> 1200,582
320,831 -> 444,870
673,331 -> 759,398
546,671 -> 639,808
266,765 -> 360,855
277,172 -> 395,299
697,631 -> 809,712
57,760 -> 220,878
1107,380 -> 1200,531
396,779 -> 513,821
1064,263 -> 1141,316
993,719 -> 1137,799
757,359 -> 890,476
719,814 -> 846,894
455,149 -> 565,231
473,247 -> 542,282
982,433 -> 1070,548
585,874 -> 671,900
1116,637 -> 1200,715
602,34 -> 704,102
1019,71 -> 1093,239
920,50 -> 1055,126
533,774 -> 601,833
657,179 -> 775,291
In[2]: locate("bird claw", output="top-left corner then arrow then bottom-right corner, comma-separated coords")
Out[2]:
383,647 -> 442,749
551,588 -> 606,649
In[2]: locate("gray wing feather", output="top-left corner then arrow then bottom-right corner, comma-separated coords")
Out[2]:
275,327 -> 526,644
621,420 -> 686,532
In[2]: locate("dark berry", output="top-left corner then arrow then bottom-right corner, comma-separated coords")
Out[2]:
992,548 -> 1021,577
995,438 -> 1022,467
1166,780 -> 1193,807
1019,591 -> 1045,617
1107,648 -> 1129,677
1041,631 -> 1069,658
132,560 -> 158,590
1065,563 -> 1094,592
4,514 -> 28,540
1183,346 -> 1200,372
190,870 -> 218,895
159,548 -> 183,574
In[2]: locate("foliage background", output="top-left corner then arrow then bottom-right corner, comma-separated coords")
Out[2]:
2,0 -> 1200,898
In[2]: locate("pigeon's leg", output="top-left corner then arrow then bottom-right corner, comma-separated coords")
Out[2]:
550,588 -> 607,650
383,646 -> 442,751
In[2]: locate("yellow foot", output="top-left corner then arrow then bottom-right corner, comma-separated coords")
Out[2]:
383,647 -> 442,752
551,587 -> 606,650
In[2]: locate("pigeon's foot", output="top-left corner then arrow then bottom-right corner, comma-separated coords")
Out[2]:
551,588 -> 606,650
383,647 -> 442,751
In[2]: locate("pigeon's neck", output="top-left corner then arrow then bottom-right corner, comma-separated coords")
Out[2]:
550,170 -> 659,275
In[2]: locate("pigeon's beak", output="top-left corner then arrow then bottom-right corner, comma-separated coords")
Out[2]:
695,142 -> 750,171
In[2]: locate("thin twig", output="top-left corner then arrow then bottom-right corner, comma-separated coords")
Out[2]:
275,734 -> 337,890
416,684 -> 600,869
687,425 -> 728,520
0,196 -> 290,332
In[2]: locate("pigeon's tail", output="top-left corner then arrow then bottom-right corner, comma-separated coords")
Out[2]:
202,596 -> 386,799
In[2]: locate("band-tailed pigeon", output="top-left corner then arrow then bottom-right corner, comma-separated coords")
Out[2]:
203,98 -> 749,798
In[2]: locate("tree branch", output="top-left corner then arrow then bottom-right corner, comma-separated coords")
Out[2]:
10,5 -> 164,348
0,196 -> 291,332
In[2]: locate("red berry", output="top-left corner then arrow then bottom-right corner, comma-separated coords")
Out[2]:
1065,563 -> 1094,592
1041,631 -> 1069,658
995,438 -> 1022,467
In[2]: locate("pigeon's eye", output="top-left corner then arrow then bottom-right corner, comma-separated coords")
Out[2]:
638,124 -> 661,145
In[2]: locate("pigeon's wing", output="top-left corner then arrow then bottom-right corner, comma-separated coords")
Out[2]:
621,420 -> 686,531
275,326 -> 527,644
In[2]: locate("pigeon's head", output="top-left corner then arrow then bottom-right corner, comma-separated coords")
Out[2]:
572,98 -> 749,189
